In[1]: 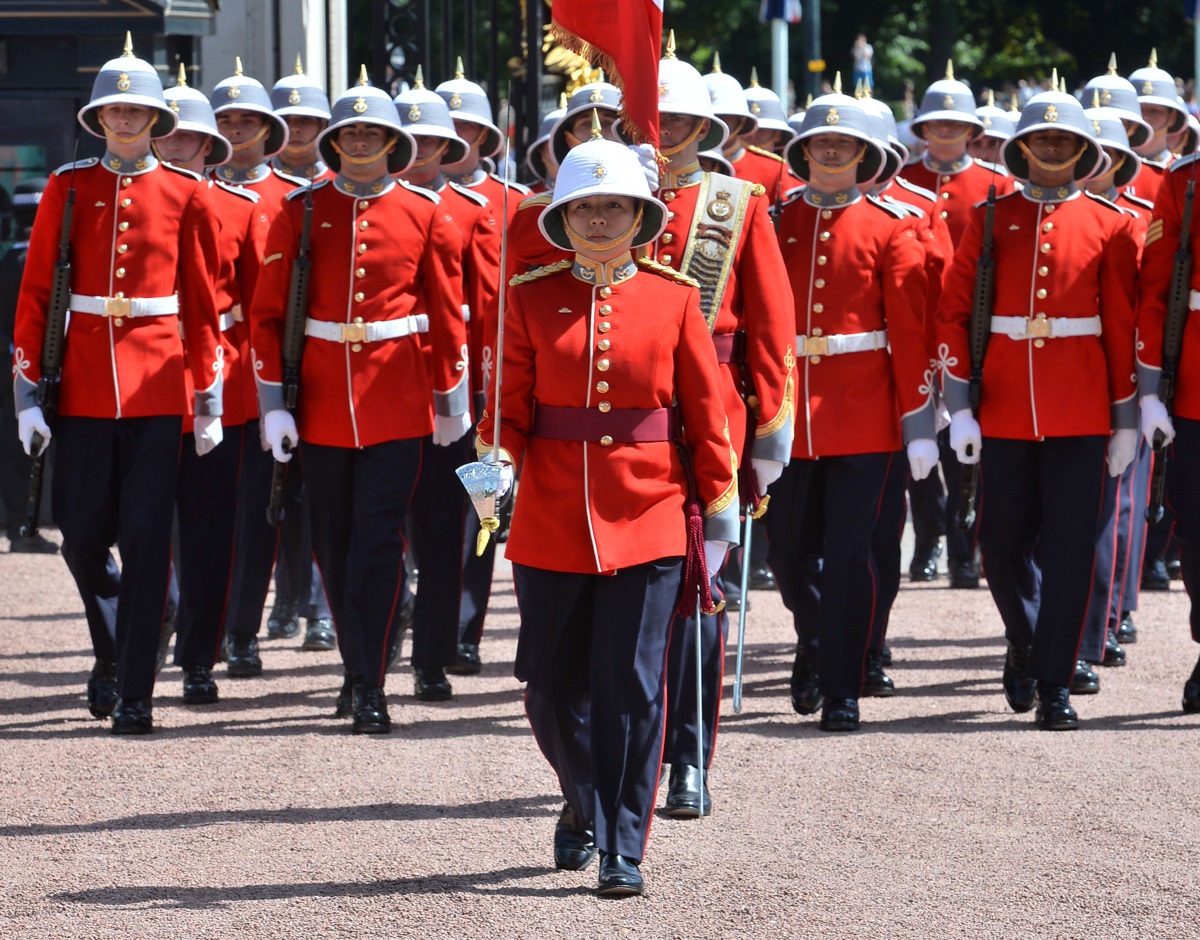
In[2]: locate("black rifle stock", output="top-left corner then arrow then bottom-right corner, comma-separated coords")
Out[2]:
266,189 -> 314,527
956,184 -> 997,531
1146,178 -> 1194,524
21,163 -> 77,538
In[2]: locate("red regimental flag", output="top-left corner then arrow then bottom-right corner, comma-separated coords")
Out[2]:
550,0 -> 663,150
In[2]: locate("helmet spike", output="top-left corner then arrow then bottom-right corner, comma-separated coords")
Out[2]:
863,77 -> 873,99
122,32 -> 134,58
455,56 -> 465,80
986,88 -> 995,108
1107,52 -> 1118,75
1050,67 -> 1059,90
945,60 -> 955,81
666,30 -> 677,60
597,68 -> 605,84
749,66 -> 760,87
296,54 -> 305,75
559,91 -> 568,109
590,108 -> 603,141
234,56 -> 244,77
854,78 -> 864,100
1060,76 -> 1067,94
712,51 -> 722,73
177,62 -> 188,88
833,71 -> 842,95
1149,48 -> 1158,68
358,64 -> 369,86
414,64 -> 425,90
1093,88 -> 1100,108
805,93 -> 813,109
1011,92 -> 1019,112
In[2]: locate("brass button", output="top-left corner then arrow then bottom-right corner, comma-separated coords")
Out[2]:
1044,204 -> 1056,214
351,343 -> 363,352
598,400 -> 612,413
941,192 -> 951,200
359,200 -> 369,209
122,177 -> 133,187
113,317 -> 124,327
940,210 -> 949,220
599,304 -> 612,315
1033,338 -> 1045,348
1038,265 -> 1049,277
597,339 -> 611,351
359,220 -> 369,230
816,255 -> 827,265
821,209 -> 832,219
663,191 -> 676,202
118,221 -> 130,232
358,243 -> 367,254
941,174 -> 951,183
814,278 -> 825,289
599,435 -> 614,447
812,327 -> 823,337
598,321 -> 611,333
596,381 -> 609,393
599,287 -> 612,299
596,358 -> 611,372
666,211 -> 675,220
661,254 -> 673,264
813,303 -> 824,313
819,231 -> 831,241
354,291 -> 365,302
1036,288 -> 1048,299
1042,222 -> 1054,233
115,268 -> 126,278
1040,242 -> 1051,254
120,198 -> 132,207
117,244 -> 129,254
356,267 -> 366,278
662,233 -> 674,244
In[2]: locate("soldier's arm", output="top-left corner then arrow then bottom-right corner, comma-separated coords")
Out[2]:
1100,213 -> 1140,429
178,180 -> 224,418
249,199 -> 299,415
11,174 -> 66,413
422,206 -> 469,419
934,206 -> 985,416
881,219 -> 936,443
1135,177 -> 1182,397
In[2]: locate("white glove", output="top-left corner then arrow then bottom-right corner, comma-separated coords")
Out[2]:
703,539 -> 729,580
263,409 -> 298,462
906,438 -> 939,481
751,457 -> 784,493
949,409 -> 982,464
193,415 -> 223,456
432,412 -> 472,447
1107,428 -> 1138,478
480,452 -> 514,499
1140,394 -> 1176,447
628,143 -> 660,191
17,406 -> 51,457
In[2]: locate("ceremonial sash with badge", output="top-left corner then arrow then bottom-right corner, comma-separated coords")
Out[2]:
678,172 -> 756,331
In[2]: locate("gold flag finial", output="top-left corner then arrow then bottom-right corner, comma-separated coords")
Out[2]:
946,60 -> 955,81
234,56 -> 244,77
414,64 -> 425,89
122,31 -> 134,57
749,66 -> 760,87
455,56 -> 465,80
177,62 -> 188,87
712,51 -> 722,73
666,30 -> 677,59
295,54 -> 305,75
590,108 -> 603,140
1107,52 -> 1118,75
833,71 -> 842,95
358,64 -> 369,86
559,91 -> 568,109
854,78 -> 864,99
1149,48 -> 1158,68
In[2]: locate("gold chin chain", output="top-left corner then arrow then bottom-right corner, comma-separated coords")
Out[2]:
411,139 -> 449,168
99,111 -> 159,145
1016,139 -> 1085,174
329,133 -> 399,166
231,121 -> 272,152
802,141 -> 867,174
924,127 -> 974,146
563,204 -> 645,252
660,119 -> 710,157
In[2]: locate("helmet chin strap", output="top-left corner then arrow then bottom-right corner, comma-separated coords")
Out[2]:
410,138 -> 449,168
660,119 -> 710,157
802,141 -> 868,175
152,137 -> 207,166
231,122 -> 272,153
99,111 -> 159,145
923,126 -> 975,146
1016,139 -> 1086,174
563,204 -> 645,253
329,133 -> 400,166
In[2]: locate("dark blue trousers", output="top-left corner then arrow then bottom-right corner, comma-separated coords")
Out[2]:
223,418 -> 278,639
303,438 -> 420,687
765,452 -> 895,699
173,426 -> 241,669
409,434 -> 469,671
514,558 -> 682,862
54,415 -> 180,700
978,435 -> 1107,686
1166,418 -> 1200,641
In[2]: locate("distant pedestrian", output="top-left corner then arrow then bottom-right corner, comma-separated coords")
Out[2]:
852,33 -> 874,87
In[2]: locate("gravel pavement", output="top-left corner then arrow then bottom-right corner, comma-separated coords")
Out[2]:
2,533 -> 1198,939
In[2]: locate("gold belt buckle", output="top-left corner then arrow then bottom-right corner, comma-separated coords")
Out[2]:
104,295 -> 131,318
340,317 -> 366,344
803,334 -> 828,357
1027,313 -> 1052,339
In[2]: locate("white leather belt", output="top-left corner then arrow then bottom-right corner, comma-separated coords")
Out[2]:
304,314 -> 429,344
462,304 -> 471,323
991,314 -> 1102,339
796,329 -> 888,358
219,305 -> 243,332
70,293 -> 179,318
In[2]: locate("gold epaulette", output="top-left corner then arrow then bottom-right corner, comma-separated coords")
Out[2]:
747,145 -> 786,164
508,258 -> 572,287
517,192 -> 553,211
749,183 -> 767,197
636,256 -> 701,289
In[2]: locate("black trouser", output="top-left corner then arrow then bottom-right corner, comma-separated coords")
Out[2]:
978,435 -> 1106,686
223,418 -> 278,639
304,437 -> 420,687
409,434 -> 468,671
514,557 -> 682,862
766,452 -> 896,699
939,428 -> 979,567
906,467 -> 946,559
54,415 -> 180,700
869,453 -> 909,651
271,456 -> 330,621
173,426 -> 241,669
1166,418 -> 1200,642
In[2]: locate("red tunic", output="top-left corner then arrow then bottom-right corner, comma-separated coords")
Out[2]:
776,192 -> 931,457
504,192 -> 570,283
477,259 -> 737,574
13,158 -> 221,421
728,145 -> 793,205
938,189 -> 1139,439
899,157 -> 1017,248
251,177 -> 468,448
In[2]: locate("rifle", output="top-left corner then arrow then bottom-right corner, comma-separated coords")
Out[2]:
266,187 -> 315,527
21,151 -> 78,539
1146,177 -> 1194,524
955,183 -> 997,531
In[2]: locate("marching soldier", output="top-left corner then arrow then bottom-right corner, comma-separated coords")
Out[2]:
153,66 -> 267,706
968,90 -> 1017,170
395,70 -> 502,691
742,70 -> 796,156
704,54 -> 791,203
476,128 -> 738,896
639,40 -> 795,814
13,37 -> 222,733
251,74 -> 470,733
1128,52 -> 1188,205
769,91 -> 936,731
524,94 -> 567,194
271,56 -> 334,181
937,88 -> 1139,730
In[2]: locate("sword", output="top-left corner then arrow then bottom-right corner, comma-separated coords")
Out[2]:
732,510 -> 753,714
694,590 -> 706,816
